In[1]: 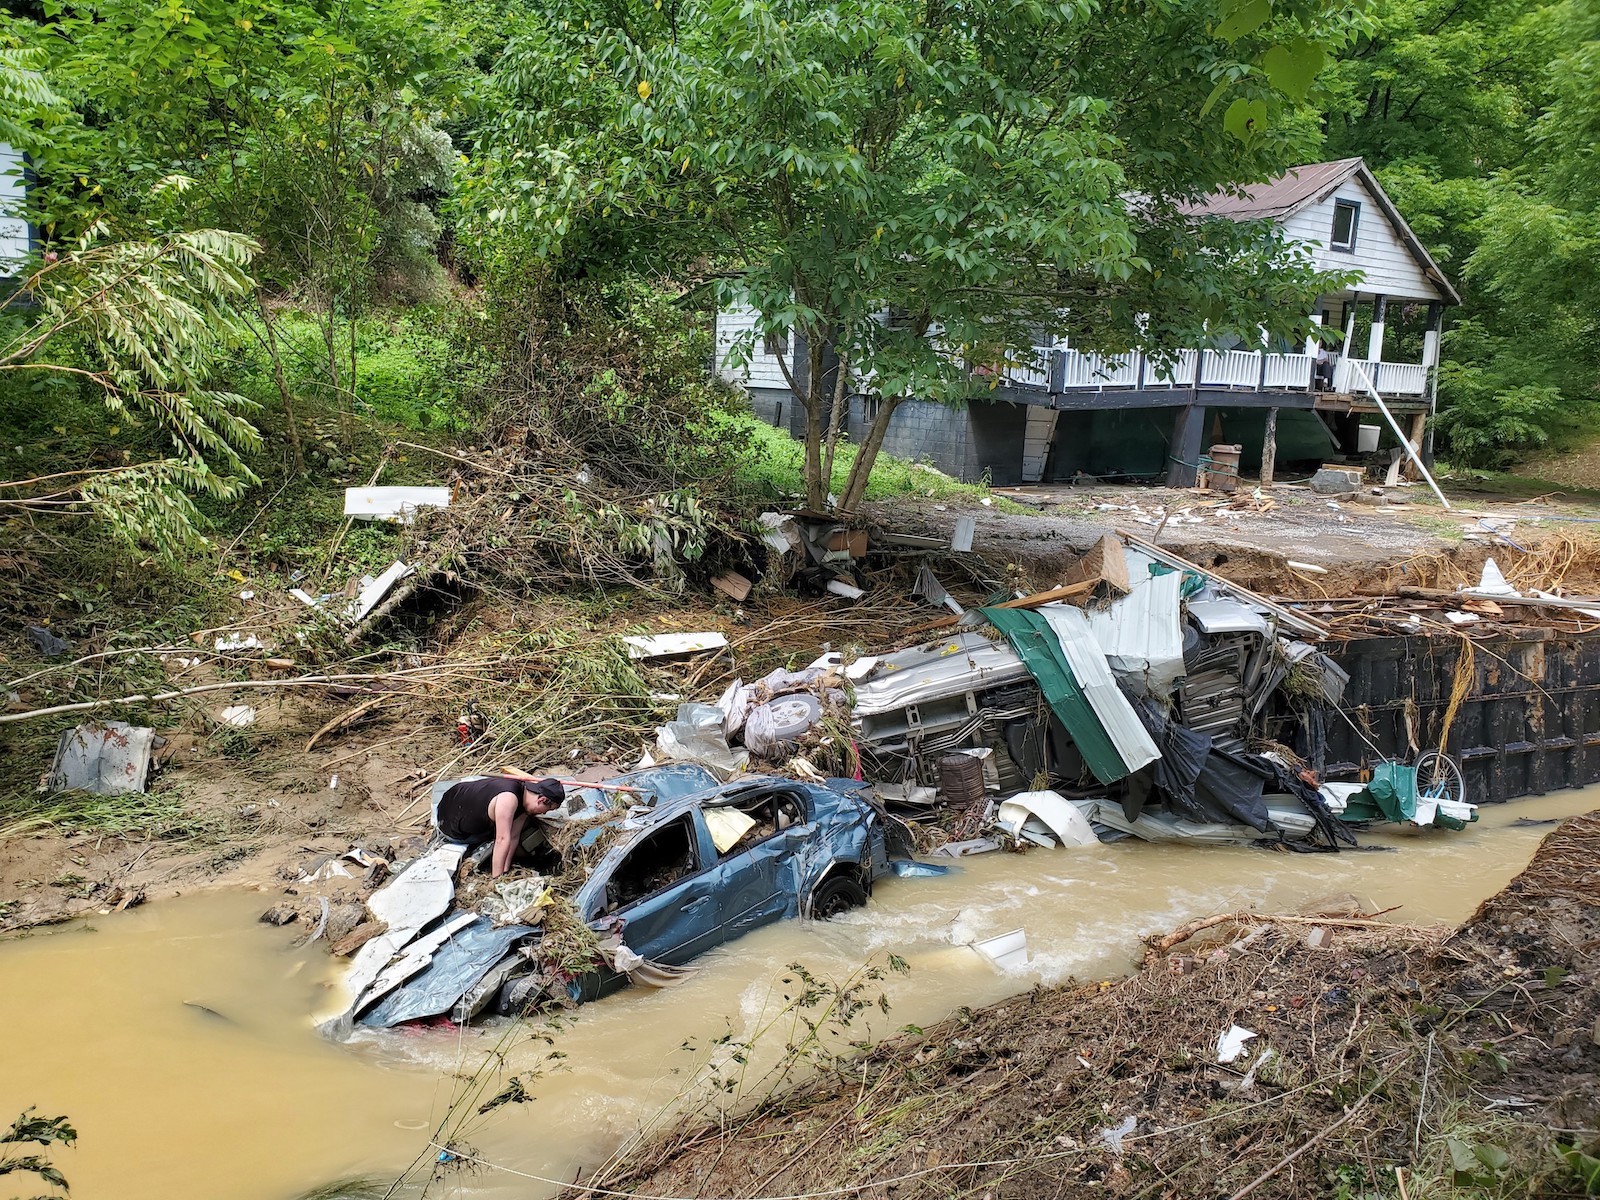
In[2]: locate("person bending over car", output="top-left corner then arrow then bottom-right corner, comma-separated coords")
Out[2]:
437,775 -> 565,877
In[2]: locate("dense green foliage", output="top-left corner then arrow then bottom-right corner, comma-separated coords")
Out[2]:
0,0 -> 1596,558
464,0 -> 1358,506
1322,0 -> 1599,465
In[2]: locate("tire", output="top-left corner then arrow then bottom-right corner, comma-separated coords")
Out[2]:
1414,750 -> 1466,806
808,873 -> 868,920
757,693 -> 822,740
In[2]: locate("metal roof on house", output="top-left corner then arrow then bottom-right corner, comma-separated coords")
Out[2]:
1183,157 -> 1461,305
1183,157 -> 1366,221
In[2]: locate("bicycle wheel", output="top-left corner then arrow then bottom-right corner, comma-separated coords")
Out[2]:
1414,750 -> 1466,806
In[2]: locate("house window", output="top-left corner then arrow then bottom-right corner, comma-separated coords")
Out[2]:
763,329 -> 789,357
1330,200 -> 1360,252
862,396 -> 883,424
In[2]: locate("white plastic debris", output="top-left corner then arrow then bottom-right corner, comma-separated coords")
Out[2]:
1097,1115 -> 1137,1156
951,515 -> 976,552
347,560 -> 415,625
219,705 -> 257,728
344,486 -> 450,524
1474,557 -> 1517,597
299,860 -> 353,883
623,632 -> 730,660
970,928 -> 1028,972
996,791 -> 1099,848
214,633 -> 265,651
825,579 -> 866,600
1216,1024 -> 1258,1063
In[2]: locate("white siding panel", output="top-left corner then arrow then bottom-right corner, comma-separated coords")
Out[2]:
1279,176 -> 1446,302
714,304 -> 793,391
0,143 -> 27,274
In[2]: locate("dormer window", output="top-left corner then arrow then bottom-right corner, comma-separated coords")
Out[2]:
1330,199 -> 1360,251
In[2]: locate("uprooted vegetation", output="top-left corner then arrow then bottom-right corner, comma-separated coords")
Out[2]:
567,813 -> 1600,1200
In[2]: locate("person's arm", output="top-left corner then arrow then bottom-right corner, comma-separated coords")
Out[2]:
489,792 -> 524,877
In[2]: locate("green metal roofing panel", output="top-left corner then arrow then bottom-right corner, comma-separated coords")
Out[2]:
980,607 -> 1158,784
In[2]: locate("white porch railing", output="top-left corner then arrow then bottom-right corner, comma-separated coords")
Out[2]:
1061,351 -> 1140,389
1264,353 -> 1315,390
1334,358 -> 1428,396
1000,345 -> 1423,398
1200,350 -> 1262,389
1000,346 -> 1052,390
1146,350 -> 1200,388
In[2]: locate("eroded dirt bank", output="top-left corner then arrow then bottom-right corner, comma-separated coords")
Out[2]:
569,813 -> 1600,1200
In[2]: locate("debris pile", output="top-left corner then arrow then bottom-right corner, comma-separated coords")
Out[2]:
313,764 -> 919,1034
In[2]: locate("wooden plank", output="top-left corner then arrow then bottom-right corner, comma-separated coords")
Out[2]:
1058,533 -> 1131,595
906,578 -> 1099,634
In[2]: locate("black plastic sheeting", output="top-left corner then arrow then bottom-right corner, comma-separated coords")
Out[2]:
1127,699 -> 1353,848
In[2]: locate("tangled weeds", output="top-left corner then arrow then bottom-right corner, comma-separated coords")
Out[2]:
572,813 -> 1600,1200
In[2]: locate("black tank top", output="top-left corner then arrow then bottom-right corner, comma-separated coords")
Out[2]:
438,776 -> 521,843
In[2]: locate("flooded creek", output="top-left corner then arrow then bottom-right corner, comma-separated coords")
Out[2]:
3,788 -> 1595,1200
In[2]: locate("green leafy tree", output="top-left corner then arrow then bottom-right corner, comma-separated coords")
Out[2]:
1,218 -> 263,561
14,0 -> 464,464
468,0 -> 1353,510
1318,0 -> 1599,461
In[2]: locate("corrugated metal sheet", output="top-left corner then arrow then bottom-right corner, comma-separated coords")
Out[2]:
852,630 -> 1029,716
1084,554 -> 1186,695
983,607 -> 1158,784
1037,606 -> 1161,776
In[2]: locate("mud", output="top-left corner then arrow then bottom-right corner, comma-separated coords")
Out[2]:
872,485 -> 1600,596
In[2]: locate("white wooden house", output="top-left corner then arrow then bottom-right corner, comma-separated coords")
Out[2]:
0,143 -> 31,282
715,157 -> 1459,487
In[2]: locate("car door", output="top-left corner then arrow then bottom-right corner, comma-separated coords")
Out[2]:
585,812 -> 721,966
712,788 -> 813,937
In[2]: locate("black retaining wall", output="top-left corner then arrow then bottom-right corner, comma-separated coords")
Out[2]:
1314,629 -> 1600,803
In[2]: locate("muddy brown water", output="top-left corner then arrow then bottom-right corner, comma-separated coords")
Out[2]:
2,789 -> 1594,1200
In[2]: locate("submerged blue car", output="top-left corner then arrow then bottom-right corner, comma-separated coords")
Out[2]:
354,767 -> 914,1028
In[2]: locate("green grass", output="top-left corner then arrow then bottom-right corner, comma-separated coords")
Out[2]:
0,785 -> 233,844
731,415 -> 1028,509
1410,513 -> 1468,542
1434,465 -> 1600,507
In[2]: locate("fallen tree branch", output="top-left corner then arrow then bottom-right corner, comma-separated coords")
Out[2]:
0,662 -> 496,726
305,695 -> 395,752
1149,907 -> 1406,955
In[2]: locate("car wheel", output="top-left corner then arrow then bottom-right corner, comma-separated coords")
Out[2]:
757,693 -> 822,740
809,874 -> 867,920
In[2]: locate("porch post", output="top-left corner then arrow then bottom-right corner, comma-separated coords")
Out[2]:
1261,407 -> 1279,488
1167,404 -> 1205,488
1367,294 -> 1387,364
1338,301 -> 1357,392
1304,313 -> 1323,357
1422,302 -> 1445,467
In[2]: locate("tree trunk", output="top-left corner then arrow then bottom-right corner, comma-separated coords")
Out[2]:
802,335 -> 827,508
321,302 -> 350,443
1260,407 -> 1278,488
820,349 -> 849,495
256,299 -> 305,473
837,395 -> 905,513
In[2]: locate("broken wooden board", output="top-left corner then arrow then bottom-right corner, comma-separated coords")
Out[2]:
1057,533 -> 1131,595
